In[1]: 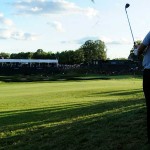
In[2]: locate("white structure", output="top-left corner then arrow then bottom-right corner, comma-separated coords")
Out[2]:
0,59 -> 58,67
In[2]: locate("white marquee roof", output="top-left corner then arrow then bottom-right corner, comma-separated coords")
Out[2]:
0,59 -> 58,63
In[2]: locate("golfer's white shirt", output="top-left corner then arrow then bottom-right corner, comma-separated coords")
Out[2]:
142,31 -> 150,69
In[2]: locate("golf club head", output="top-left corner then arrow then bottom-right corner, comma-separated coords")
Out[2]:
125,3 -> 130,9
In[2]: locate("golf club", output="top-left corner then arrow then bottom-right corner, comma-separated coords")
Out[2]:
125,3 -> 135,45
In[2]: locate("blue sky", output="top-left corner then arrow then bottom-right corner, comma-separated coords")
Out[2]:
0,0 -> 150,59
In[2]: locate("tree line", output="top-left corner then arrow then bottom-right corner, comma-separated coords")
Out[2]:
0,40 -> 107,65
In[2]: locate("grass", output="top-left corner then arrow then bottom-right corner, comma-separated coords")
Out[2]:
0,76 -> 149,150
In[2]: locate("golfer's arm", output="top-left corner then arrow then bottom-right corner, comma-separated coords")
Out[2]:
137,43 -> 147,57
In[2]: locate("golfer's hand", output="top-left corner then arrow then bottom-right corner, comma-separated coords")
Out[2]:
134,44 -> 139,49
134,48 -> 138,56
134,44 -> 140,56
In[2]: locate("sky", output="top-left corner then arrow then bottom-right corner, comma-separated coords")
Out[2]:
0,0 -> 150,59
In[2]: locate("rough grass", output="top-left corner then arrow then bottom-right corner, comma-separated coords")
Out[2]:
0,76 -> 149,150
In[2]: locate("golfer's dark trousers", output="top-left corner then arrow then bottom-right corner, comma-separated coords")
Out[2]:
143,69 -> 150,141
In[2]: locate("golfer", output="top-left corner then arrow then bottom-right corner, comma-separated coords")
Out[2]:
136,31 -> 150,143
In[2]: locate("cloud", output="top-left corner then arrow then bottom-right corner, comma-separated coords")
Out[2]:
84,7 -> 98,18
0,13 -> 14,26
0,12 -> 39,41
47,21 -> 65,32
61,36 -> 132,45
11,0 -> 98,17
0,28 -> 39,40
61,36 -> 99,45
75,36 -> 99,44
79,36 -> 132,45
102,37 -> 132,45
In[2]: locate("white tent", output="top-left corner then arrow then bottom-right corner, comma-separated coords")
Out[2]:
0,59 -> 58,64
0,59 -> 58,67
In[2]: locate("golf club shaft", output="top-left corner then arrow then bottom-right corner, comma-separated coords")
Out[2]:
125,9 -> 135,45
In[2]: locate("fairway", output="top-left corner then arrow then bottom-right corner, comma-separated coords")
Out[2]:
0,77 -> 148,149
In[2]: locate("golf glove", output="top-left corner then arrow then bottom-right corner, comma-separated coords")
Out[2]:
134,48 -> 138,56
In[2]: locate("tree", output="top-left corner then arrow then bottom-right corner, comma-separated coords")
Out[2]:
25,52 -> 33,59
0,52 -> 10,59
46,52 -> 56,59
56,50 -> 74,64
113,58 -> 127,60
10,53 -> 18,59
94,40 -> 107,60
74,49 -> 84,64
80,40 -> 107,63
10,52 -> 33,59
66,50 -> 75,64
32,49 -> 47,59
56,51 -> 66,64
